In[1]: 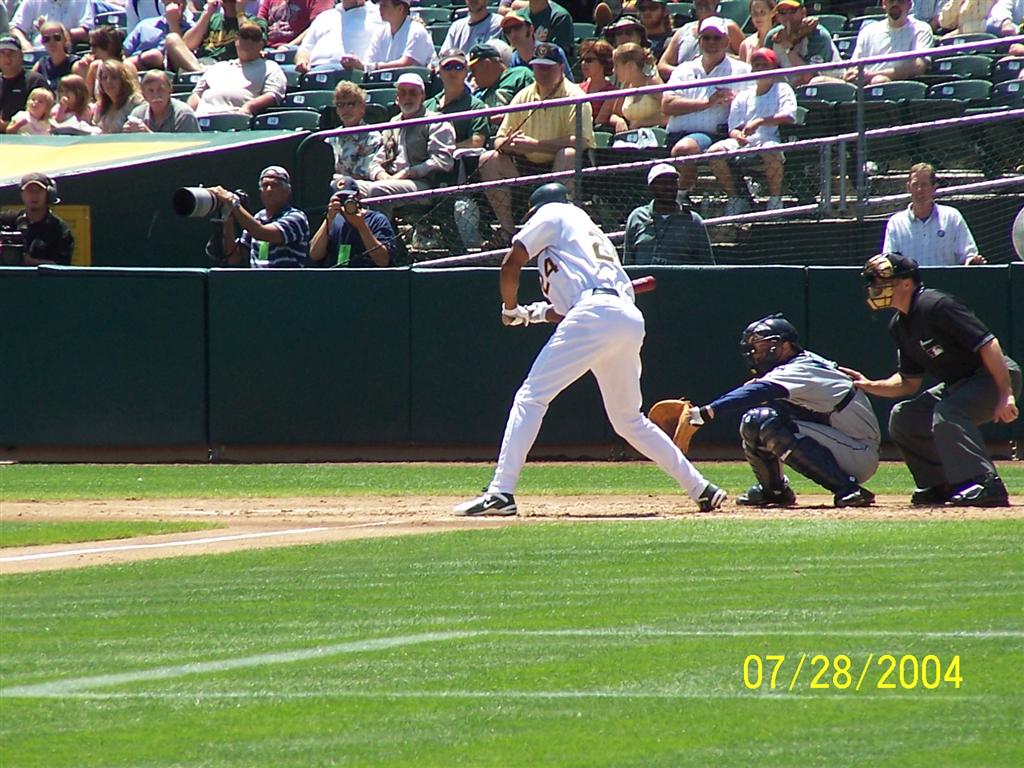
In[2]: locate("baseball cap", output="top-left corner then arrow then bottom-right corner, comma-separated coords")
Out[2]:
396,72 -> 425,90
646,163 -> 677,184
775,0 -> 804,9
500,9 -> 532,30
529,42 -> 562,67
20,172 -> 54,191
468,42 -> 502,65
698,16 -> 729,36
438,48 -> 467,66
750,47 -> 780,67
259,165 -> 291,185
0,34 -> 21,52
604,15 -> 644,35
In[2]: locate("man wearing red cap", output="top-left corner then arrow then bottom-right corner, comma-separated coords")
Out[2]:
0,173 -> 74,266
763,0 -> 841,86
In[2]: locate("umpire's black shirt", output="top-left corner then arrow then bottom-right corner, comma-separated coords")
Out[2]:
889,287 -> 994,385
1,210 -> 75,266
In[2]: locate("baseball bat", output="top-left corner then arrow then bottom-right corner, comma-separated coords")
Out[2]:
631,276 -> 657,294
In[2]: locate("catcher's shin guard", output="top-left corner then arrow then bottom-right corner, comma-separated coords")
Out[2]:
740,408 -> 789,492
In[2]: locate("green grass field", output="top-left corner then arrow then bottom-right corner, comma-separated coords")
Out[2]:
0,520 -> 223,549
1,463 -> 1021,766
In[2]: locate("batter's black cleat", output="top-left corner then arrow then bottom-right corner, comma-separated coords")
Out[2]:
737,483 -> 797,507
697,482 -> 727,512
910,484 -> 953,506
946,475 -> 1010,508
834,486 -> 875,508
454,492 -> 518,517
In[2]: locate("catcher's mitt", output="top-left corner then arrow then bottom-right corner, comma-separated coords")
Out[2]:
648,399 -> 701,453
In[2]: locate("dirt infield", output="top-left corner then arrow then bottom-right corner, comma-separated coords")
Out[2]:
2,495 -> 1020,574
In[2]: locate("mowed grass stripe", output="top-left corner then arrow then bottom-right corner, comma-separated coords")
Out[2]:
0,520 -> 223,548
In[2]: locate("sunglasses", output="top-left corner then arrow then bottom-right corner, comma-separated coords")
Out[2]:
700,34 -> 725,41
237,31 -> 264,41
581,56 -> 602,64
41,33 -> 64,43
335,99 -> 360,108
441,62 -> 466,71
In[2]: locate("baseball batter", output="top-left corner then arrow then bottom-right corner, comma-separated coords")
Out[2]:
454,183 -> 727,516
684,315 -> 880,507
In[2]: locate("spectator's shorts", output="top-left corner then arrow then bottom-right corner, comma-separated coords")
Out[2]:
666,131 -> 724,151
708,137 -> 786,163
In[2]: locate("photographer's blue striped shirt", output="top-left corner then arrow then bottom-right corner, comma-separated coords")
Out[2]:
240,205 -> 310,268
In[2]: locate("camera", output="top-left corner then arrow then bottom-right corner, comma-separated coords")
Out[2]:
0,227 -> 25,266
332,190 -> 361,216
172,187 -> 249,218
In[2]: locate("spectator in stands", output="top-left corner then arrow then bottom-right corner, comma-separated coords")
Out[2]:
739,0 -> 776,62
442,0 -> 503,54
658,0 -> 744,81
1,35 -> 48,133
478,41 -> 595,247
124,69 -> 201,131
519,0 -> 575,57
294,0 -> 383,75
939,0 -> 998,35
165,0 -> 269,73
6,85 -> 54,133
209,165 -> 310,268
502,9 -> 573,78
126,1 -> 169,36
764,0 -> 841,86
663,17 -> 751,203
0,173 -> 74,266
309,177 -> 401,267
342,0 -> 434,72
623,163 -> 716,264
93,59 -> 144,132
32,21 -> 79,91
425,49 -> 490,148
123,3 -> 192,73
326,81 -> 383,183
75,25 -> 134,97
188,21 -> 285,117
50,73 -> 96,133
9,0 -> 93,49
882,163 -> 986,266
707,47 -> 795,214
258,0 -> 333,47
637,0 -> 674,61
607,42 -> 664,133
987,0 -> 1024,40
355,73 -> 456,199
603,15 -> 650,51
578,38 -> 616,127
468,40 -> 535,113
844,0 -> 933,85
912,0 -> 943,30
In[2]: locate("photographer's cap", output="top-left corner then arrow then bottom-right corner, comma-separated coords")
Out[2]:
335,177 -> 359,194
259,165 -> 291,185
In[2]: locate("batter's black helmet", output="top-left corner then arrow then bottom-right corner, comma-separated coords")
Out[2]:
740,314 -> 802,376
525,182 -> 570,219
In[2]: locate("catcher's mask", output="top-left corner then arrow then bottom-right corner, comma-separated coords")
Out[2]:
524,182 -> 570,221
862,252 -> 920,310
740,314 -> 802,376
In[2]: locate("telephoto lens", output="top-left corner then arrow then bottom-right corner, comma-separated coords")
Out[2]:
172,187 -> 220,217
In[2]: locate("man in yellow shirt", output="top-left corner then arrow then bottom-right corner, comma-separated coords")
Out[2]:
478,42 -> 595,248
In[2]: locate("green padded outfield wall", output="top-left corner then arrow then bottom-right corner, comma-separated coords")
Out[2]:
0,267 -> 207,447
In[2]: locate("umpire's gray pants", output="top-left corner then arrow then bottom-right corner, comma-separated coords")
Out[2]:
888,357 -> 1022,488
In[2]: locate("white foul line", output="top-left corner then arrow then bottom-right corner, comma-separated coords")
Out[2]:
0,521 -> 401,563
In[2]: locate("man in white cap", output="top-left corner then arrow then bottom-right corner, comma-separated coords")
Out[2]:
0,173 -> 74,266
623,163 -> 715,265
356,72 -> 456,199
209,166 -> 310,268
662,16 -> 751,204
343,0 -> 434,72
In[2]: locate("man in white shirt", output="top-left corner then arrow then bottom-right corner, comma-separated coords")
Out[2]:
343,0 -> 434,72
188,21 -> 286,116
294,0 -> 384,74
442,0 -> 502,54
662,16 -> 751,200
911,0 -> 943,29
987,0 -> 1024,36
882,163 -> 985,266
845,0 -> 933,85
10,0 -> 93,48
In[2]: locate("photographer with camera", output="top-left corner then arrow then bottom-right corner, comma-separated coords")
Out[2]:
308,178 -> 401,268
208,165 -> 310,268
0,173 -> 74,267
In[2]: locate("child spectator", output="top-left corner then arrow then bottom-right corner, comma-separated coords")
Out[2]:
6,87 -> 55,134
51,73 -> 99,133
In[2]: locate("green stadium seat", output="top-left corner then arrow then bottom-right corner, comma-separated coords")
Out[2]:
863,80 -> 927,103
936,32 -> 997,47
269,48 -> 298,65
363,103 -> 391,124
251,110 -> 321,131
845,14 -> 883,32
835,36 -> 857,59
574,22 -> 597,42
175,70 -> 204,87
282,90 -> 335,111
668,2 -> 695,27
991,79 -> 1024,108
816,14 -> 847,36
362,66 -> 433,90
594,131 -> 612,148
197,113 -> 252,132
611,126 -> 668,147
22,49 -> 45,66
429,25 -> 448,48
414,8 -> 452,24
796,81 -> 858,104
94,10 -> 127,28
284,68 -> 301,90
925,55 -> 993,84
927,79 -> 993,109
300,68 -> 362,90
991,58 -> 1024,83
716,0 -> 749,27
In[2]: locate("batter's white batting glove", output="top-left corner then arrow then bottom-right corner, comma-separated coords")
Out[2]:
501,304 -> 531,326
525,301 -> 553,324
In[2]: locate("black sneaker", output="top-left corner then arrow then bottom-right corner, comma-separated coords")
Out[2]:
910,484 -> 953,506
834,486 -> 875,508
946,475 -> 1010,508
736,483 -> 797,507
453,492 -> 518,517
697,482 -> 727,513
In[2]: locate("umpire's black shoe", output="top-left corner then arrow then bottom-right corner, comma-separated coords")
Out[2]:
946,475 -> 1010,508
910,484 -> 953,506
834,486 -> 875,508
736,483 -> 797,508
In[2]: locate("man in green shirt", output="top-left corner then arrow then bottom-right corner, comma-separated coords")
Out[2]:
763,0 -> 840,87
468,42 -> 534,113
425,48 -> 490,147
623,164 -> 716,265
523,0 -> 574,58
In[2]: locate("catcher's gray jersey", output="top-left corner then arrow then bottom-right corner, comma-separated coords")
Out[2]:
760,351 -> 881,444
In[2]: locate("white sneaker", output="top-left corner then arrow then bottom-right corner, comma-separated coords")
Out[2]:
766,196 -> 783,211
723,197 -> 751,216
453,492 -> 518,517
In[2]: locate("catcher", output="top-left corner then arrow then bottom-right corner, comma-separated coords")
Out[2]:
650,314 -> 880,508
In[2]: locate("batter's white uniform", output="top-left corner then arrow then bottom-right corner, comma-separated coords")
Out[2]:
487,203 -> 710,500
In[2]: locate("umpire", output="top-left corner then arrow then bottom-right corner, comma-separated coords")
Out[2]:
843,253 -> 1021,507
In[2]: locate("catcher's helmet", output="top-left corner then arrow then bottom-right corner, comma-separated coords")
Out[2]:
525,182 -> 570,219
740,314 -> 802,376
862,252 -> 920,310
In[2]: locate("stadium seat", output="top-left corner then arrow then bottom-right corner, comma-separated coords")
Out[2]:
365,87 -> 399,120
937,32 -> 997,47
845,15 -> 883,32
22,49 -> 45,66
816,15 -> 847,36
864,80 -> 927,103
284,68 -> 301,90
610,126 -> 668,147
251,110 -> 321,130
574,22 -> 597,42
94,10 -> 127,28
835,36 -> 857,59
922,55 -> 993,85
990,79 -> 1024,108
668,3 -> 695,26
796,81 -> 858,104
300,69 -> 362,90
362,67 -> 433,90
197,113 -> 252,132
716,0 -> 749,27
429,26 -> 448,48
175,70 -> 204,87
414,8 -> 452,24
363,103 -> 391,124
927,79 -> 993,109
594,131 -> 613,148
269,48 -> 298,65
991,58 -> 1024,84
282,90 -> 335,111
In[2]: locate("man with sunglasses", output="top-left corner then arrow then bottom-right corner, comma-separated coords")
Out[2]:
467,40 -> 534,111
763,0 -> 841,87
426,49 -> 490,148
844,0 -> 933,85
441,0 -> 503,55
188,21 -> 285,116
9,0 -> 93,49
167,0 -> 269,71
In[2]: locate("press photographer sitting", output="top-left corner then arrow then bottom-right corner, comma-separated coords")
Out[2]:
208,166 -> 310,268
0,173 -> 75,266
308,178 -> 401,268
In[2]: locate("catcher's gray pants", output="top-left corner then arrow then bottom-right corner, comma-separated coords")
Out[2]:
792,420 -> 880,484
888,358 -> 1022,488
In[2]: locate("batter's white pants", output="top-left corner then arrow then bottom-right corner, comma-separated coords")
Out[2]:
489,294 -> 709,501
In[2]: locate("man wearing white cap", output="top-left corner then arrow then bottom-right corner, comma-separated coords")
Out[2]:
623,163 -> 715,265
343,0 -> 434,72
662,16 -> 751,202
356,73 -> 456,199
209,166 -> 310,268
